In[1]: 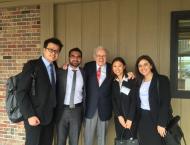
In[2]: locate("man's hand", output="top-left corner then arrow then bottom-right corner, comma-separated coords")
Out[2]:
62,63 -> 68,70
127,72 -> 135,79
157,125 -> 167,137
28,116 -> 40,126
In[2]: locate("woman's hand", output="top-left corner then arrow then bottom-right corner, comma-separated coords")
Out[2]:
127,72 -> 135,79
118,116 -> 127,128
157,125 -> 167,137
125,119 -> 132,129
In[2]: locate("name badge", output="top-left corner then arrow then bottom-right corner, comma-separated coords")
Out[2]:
120,86 -> 130,95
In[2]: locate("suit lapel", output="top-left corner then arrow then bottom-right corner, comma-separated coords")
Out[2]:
100,62 -> 111,87
38,57 -> 51,85
92,62 -> 99,86
64,69 -> 68,95
148,74 -> 157,103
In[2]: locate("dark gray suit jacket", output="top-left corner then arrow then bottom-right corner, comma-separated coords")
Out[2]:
55,67 -> 86,122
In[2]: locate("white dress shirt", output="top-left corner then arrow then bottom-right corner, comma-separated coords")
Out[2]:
64,65 -> 84,105
96,64 -> 106,86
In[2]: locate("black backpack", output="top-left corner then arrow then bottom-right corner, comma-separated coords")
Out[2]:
5,61 -> 37,123
6,73 -> 24,123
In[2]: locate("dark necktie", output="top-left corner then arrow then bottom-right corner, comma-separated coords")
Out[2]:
70,70 -> 77,108
50,63 -> 56,106
50,64 -> 56,87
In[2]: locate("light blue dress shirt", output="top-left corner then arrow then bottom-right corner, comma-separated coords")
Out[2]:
41,56 -> 56,83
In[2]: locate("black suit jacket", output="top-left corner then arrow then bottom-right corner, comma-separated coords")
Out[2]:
112,77 -> 136,121
17,57 -> 57,125
56,67 -> 86,121
83,61 -> 113,121
137,73 -> 171,127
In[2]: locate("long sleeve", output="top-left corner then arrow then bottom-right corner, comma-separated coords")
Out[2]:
111,82 -> 122,117
127,80 -> 137,121
16,61 -> 36,119
157,75 -> 171,127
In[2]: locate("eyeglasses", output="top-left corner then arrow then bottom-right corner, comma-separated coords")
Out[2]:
96,55 -> 106,58
46,48 -> 60,54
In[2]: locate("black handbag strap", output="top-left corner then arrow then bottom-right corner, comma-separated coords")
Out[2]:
120,128 -> 135,141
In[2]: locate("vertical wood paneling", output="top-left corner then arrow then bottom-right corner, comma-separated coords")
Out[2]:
119,0 -> 138,71
82,1 -> 100,63
40,2 -> 54,52
158,1 -> 190,145
137,0 -> 158,64
159,0 -> 181,75
54,1 -> 190,145
55,4 -> 67,66
181,0 -> 190,10
65,3 -> 82,55
100,0 -> 118,62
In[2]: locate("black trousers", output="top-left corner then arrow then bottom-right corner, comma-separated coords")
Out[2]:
138,109 -> 163,145
24,120 -> 54,145
56,106 -> 83,145
114,116 -> 137,140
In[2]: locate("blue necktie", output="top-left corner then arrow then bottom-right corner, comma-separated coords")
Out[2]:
50,63 -> 56,106
50,64 -> 56,87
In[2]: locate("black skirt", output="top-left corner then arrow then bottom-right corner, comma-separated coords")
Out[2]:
138,109 -> 163,145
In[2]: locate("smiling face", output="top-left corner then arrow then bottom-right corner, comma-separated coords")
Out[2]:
112,60 -> 125,78
138,59 -> 153,77
69,50 -> 82,68
43,42 -> 60,63
94,48 -> 107,66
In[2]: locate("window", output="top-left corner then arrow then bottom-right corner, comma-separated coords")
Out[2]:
171,11 -> 190,98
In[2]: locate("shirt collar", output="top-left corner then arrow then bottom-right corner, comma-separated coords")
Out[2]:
115,75 -> 128,82
68,65 -> 79,71
96,64 -> 106,71
42,56 -> 51,67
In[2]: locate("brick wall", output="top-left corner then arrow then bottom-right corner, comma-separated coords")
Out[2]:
0,5 -> 41,145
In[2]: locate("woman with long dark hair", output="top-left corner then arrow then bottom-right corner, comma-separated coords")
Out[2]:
135,55 -> 171,145
111,57 -> 137,140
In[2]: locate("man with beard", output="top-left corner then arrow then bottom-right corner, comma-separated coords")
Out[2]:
56,47 -> 85,145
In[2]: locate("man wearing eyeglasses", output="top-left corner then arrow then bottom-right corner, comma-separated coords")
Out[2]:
83,46 -> 112,145
17,37 -> 63,145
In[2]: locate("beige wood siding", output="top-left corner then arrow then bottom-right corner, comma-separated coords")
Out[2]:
0,0 -> 189,145
54,1 -> 190,145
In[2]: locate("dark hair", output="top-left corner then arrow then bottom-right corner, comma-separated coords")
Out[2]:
135,55 -> 158,84
69,47 -> 82,57
111,57 -> 127,78
44,37 -> 63,52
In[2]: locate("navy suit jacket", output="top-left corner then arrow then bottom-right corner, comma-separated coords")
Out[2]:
137,73 -> 171,127
17,57 -> 57,125
84,61 -> 113,121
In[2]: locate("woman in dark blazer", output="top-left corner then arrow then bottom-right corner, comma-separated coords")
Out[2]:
111,57 -> 137,140
135,55 -> 171,145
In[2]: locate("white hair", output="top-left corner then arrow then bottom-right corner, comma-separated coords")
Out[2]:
93,46 -> 108,57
